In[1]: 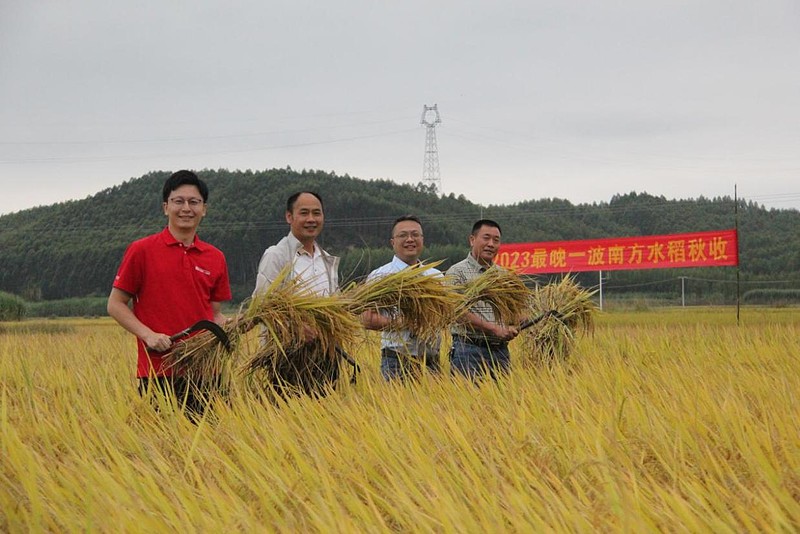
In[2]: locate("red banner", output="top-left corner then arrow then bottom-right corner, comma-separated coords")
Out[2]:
496,229 -> 738,274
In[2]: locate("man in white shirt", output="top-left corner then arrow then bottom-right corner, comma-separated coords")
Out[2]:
253,191 -> 338,297
252,191 -> 342,394
361,215 -> 442,381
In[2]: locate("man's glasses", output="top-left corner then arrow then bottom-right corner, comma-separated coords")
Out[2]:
393,231 -> 423,240
168,197 -> 204,207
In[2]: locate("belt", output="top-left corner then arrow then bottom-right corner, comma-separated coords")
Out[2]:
381,347 -> 408,358
453,335 -> 508,350
381,347 -> 426,358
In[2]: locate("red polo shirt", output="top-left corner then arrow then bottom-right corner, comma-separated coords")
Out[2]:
113,227 -> 232,377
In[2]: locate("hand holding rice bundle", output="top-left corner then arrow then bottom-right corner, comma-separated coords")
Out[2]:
239,268 -> 362,398
344,260 -> 462,345
161,321 -> 238,383
454,266 -> 532,326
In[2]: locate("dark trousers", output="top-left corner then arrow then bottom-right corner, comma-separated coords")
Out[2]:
138,375 -> 219,419
380,347 -> 440,381
449,337 -> 510,381
268,341 -> 342,399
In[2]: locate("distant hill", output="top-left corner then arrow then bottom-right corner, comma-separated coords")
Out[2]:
1,168 -> 798,303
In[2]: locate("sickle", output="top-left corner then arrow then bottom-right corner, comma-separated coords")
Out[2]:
519,310 -> 564,331
148,319 -> 232,354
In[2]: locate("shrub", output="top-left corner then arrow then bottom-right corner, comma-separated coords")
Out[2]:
26,297 -> 108,318
742,289 -> 800,306
0,291 -> 27,321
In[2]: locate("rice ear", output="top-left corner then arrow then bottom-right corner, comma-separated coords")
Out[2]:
343,260 -> 461,344
521,274 -> 599,366
455,266 -> 532,325
161,305 -> 251,381
237,264 -> 362,397
161,329 -> 233,379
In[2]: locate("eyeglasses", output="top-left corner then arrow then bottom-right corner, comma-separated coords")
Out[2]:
393,231 -> 423,240
168,197 -> 204,207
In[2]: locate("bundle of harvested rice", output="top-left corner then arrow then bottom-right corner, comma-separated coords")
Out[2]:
247,340 -> 347,399
162,327 -> 236,381
454,266 -> 532,325
241,268 -> 362,398
520,274 -> 598,366
344,260 -> 461,344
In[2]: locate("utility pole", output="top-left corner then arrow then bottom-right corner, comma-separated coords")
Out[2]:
598,271 -> 610,311
421,104 -> 442,194
680,276 -> 687,307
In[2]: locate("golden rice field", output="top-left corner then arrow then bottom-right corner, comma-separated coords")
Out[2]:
2,308 -> 799,532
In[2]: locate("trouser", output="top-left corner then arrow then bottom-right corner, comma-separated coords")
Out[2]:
380,347 -> 440,381
269,340 -> 341,399
138,375 -> 219,419
449,337 -> 510,381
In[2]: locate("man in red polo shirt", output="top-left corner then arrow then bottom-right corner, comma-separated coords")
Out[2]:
107,170 -> 232,415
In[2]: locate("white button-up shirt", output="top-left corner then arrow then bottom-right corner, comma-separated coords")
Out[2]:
293,245 -> 331,296
367,255 -> 442,355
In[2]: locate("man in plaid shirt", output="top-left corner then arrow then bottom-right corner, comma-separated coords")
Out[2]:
447,219 -> 519,380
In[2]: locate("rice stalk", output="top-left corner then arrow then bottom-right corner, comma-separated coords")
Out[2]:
161,329 -> 233,381
520,274 -> 598,366
240,266 -> 362,398
454,266 -> 532,325
343,260 -> 461,344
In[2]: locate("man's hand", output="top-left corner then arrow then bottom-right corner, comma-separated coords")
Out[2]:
301,324 -> 319,344
361,309 -> 392,331
143,331 -> 173,352
490,324 -> 519,342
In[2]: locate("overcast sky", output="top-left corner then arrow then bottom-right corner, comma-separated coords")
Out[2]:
1,1 -> 799,216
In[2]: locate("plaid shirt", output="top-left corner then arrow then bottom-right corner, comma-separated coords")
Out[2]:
446,253 -> 504,338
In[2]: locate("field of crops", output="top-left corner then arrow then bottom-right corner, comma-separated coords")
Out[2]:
2,308 -> 799,532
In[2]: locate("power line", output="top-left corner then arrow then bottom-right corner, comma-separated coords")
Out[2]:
606,276 -> 796,290
0,128 -> 418,165
0,116 -> 414,146
605,279 -> 681,290
447,115 -> 800,167
684,276 -> 793,285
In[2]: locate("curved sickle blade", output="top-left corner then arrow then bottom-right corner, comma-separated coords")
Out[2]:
519,310 -> 564,331
169,320 -> 232,352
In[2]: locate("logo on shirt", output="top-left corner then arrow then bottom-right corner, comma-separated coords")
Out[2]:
195,266 -> 211,276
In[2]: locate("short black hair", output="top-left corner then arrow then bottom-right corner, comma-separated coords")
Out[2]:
286,191 -> 324,213
162,170 -> 209,203
391,214 -> 422,236
471,219 -> 502,235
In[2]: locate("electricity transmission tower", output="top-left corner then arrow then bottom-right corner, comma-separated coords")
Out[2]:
421,104 -> 442,194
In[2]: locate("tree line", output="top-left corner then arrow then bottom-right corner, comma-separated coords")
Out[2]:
1,168 -> 798,305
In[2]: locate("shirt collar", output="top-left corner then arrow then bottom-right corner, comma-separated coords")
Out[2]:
296,245 -> 319,258
294,238 -> 318,258
287,231 -> 318,257
160,226 -> 208,251
466,252 -> 491,272
390,255 -> 421,269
